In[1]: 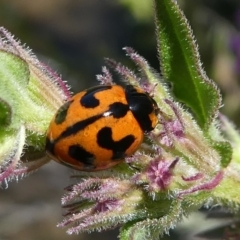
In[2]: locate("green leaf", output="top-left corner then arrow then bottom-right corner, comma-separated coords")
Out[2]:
212,141 -> 232,168
0,50 -> 29,90
120,220 -> 162,240
0,98 -> 11,126
120,221 -> 146,240
154,0 -> 221,129
0,50 -> 29,129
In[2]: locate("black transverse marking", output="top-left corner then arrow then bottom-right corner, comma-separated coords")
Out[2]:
125,85 -> 157,132
106,102 -> 129,118
55,100 -> 73,124
55,114 -> 103,143
97,127 -> 135,160
45,137 -> 55,155
80,85 -> 112,108
68,144 -> 95,168
54,102 -> 129,144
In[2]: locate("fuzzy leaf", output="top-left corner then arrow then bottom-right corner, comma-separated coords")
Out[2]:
0,50 -> 29,129
0,98 -> 11,126
154,0 -> 221,129
212,141 -> 232,168
120,222 -> 150,240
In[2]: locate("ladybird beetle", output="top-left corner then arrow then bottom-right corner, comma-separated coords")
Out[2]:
45,85 -> 158,171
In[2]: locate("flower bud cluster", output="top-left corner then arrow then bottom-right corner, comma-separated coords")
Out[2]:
59,48 -> 223,234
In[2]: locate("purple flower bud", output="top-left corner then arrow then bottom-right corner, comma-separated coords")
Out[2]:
93,199 -> 123,213
146,157 -> 179,191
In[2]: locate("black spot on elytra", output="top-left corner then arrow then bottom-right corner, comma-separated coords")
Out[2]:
45,137 -> 55,155
81,85 -> 112,108
107,102 -> 129,118
97,127 -> 135,161
111,151 -> 126,160
125,85 -> 157,132
55,101 -> 73,124
68,144 -> 95,168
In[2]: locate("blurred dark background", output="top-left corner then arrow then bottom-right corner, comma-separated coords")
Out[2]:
1,0 -> 240,239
